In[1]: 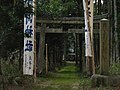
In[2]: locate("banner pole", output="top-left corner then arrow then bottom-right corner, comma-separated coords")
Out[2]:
87,0 -> 95,75
83,0 -> 95,75
34,0 -> 37,83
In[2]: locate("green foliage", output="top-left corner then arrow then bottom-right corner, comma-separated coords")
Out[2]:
0,0 -> 25,58
36,0 -> 77,18
45,0 -> 64,17
2,60 -> 22,84
37,0 -> 62,17
62,0 -> 77,17
66,34 -> 75,53
2,62 -> 20,77
32,62 -> 91,90
109,63 -> 120,75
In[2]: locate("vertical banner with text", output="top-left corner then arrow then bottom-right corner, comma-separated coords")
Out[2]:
23,0 -> 35,75
83,0 -> 93,57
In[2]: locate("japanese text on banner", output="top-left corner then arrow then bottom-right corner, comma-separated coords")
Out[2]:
23,0 -> 35,75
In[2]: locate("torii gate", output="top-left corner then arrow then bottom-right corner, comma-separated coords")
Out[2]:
36,14 -> 109,75
23,0 -> 110,83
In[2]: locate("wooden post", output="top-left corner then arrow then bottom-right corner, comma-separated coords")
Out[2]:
100,19 -> 109,75
85,0 -> 95,76
75,33 -> 79,65
46,44 -> 48,75
34,23 -> 37,83
34,0 -> 37,83
63,34 -> 67,65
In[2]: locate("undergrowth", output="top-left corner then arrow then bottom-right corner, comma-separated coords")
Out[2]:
109,63 -> 120,75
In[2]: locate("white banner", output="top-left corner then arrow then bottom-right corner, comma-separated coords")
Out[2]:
23,0 -> 35,75
83,0 -> 93,56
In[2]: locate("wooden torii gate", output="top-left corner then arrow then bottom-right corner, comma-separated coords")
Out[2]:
36,14 -> 110,74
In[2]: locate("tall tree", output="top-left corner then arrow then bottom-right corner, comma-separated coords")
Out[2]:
98,0 -> 101,14
103,0 -> 108,13
76,0 -> 84,16
113,0 -> 119,61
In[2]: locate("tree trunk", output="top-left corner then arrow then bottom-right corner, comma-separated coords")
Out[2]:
94,0 -> 97,14
19,49 -> 22,70
0,59 -> 2,75
37,24 -> 46,74
103,0 -> 108,13
98,0 -> 101,15
108,0 -> 113,64
76,0 -> 84,16
113,0 -> 119,62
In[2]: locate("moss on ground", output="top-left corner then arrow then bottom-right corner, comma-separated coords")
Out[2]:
32,61 -> 91,90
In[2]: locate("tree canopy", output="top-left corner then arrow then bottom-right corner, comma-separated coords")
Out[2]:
0,0 -> 120,67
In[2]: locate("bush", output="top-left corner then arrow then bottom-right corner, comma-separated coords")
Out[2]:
109,63 -> 120,75
2,60 -> 22,84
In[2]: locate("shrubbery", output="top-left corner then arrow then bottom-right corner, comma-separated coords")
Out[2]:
2,60 -> 22,84
109,63 -> 120,75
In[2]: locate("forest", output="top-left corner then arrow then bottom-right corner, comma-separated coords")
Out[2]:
0,0 -> 120,90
